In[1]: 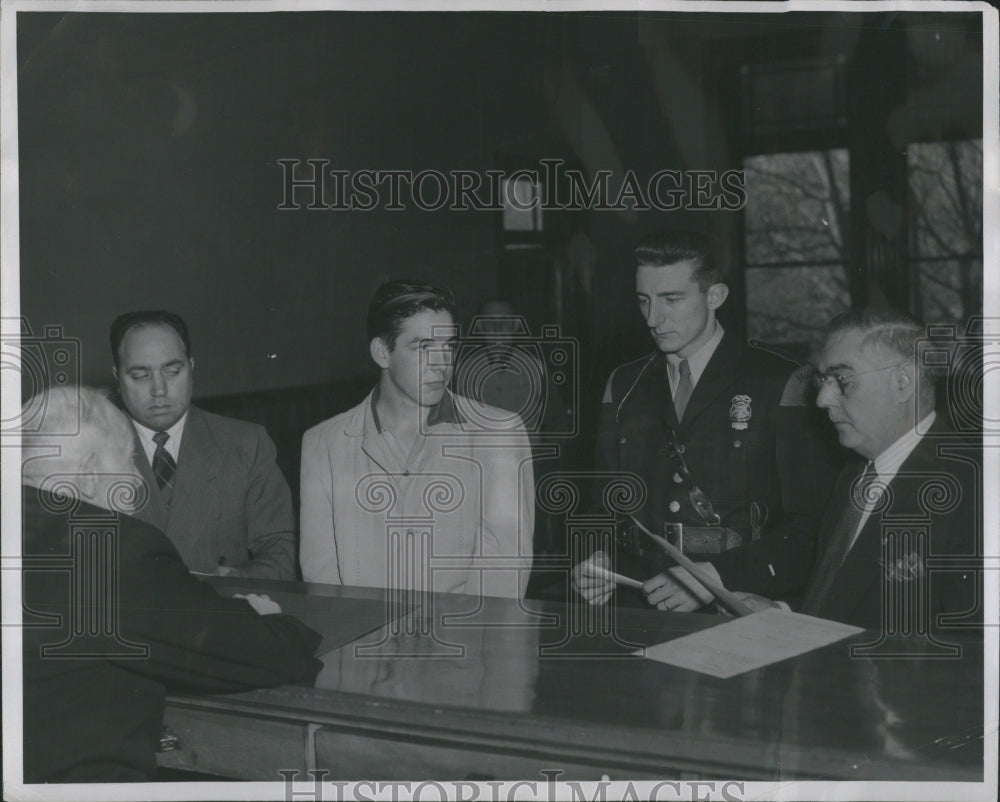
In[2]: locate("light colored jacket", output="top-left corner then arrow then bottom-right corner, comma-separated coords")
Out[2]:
299,390 -> 534,599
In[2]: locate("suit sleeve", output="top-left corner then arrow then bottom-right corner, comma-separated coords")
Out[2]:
117,527 -> 322,692
239,427 -> 297,580
478,421 -> 535,599
299,428 -> 342,585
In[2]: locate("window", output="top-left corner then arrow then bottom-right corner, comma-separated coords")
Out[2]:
907,139 -> 982,323
742,149 -> 851,352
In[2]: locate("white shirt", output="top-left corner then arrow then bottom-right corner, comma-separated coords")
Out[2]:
665,320 -> 724,395
132,412 -> 188,466
847,411 -> 937,552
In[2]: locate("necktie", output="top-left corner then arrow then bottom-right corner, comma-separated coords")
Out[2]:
152,431 -> 176,491
673,359 -> 693,421
801,461 -> 878,615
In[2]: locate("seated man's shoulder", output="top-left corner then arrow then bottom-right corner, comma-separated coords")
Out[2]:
303,398 -> 366,444
450,392 -> 529,435
196,406 -> 267,440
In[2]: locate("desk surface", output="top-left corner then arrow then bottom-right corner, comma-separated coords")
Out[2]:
161,578 -> 984,782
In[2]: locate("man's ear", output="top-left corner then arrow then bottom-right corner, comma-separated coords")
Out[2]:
78,451 -> 99,499
892,361 -> 916,402
112,365 -> 119,382
706,282 -> 729,311
189,357 -> 195,375
370,337 -> 391,369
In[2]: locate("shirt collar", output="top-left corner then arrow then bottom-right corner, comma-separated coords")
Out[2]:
872,411 -> 937,483
131,410 -> 188,459
665,320 -> 725,388
369,384 -> 466,434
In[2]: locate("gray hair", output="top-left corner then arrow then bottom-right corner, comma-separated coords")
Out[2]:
824,308 -> 941,399
21,386 -> 135,487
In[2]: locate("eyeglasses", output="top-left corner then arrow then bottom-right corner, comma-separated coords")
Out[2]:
811,362 -> 903,397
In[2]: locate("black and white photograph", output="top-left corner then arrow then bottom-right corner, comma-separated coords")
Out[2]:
1,1 -> 997,800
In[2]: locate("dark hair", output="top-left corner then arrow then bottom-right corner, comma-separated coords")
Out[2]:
110,310 -> 191,368
824,307 -> 941,391
634,230 -> 721,291
366,280 -> 456,349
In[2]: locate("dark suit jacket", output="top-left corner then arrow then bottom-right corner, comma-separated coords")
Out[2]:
132,405 -> 295,578
21,486 -> 322,783
805,418 -> 981,631
596,332 -> 841,602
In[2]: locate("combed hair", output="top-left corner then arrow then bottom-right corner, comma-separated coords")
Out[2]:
634,229 -> 721,291
110,310 -> 191,368
366,280 -> 456,349
21,386 -> 135,484
825,308 -> 942,391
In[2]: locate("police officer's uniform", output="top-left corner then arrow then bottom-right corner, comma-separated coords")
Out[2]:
595,330 -> 841,604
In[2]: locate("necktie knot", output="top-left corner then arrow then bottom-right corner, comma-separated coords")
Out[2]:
678,359 -> 691,379
153,431 -> 169,447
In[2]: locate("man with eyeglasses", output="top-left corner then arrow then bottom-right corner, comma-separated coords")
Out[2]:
572,230 -> 839,609
648,308 -> 981,630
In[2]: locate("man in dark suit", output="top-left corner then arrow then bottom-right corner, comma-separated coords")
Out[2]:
647,309 -> 981,632
110,310 -> 295,578
573,230 -> 839,608
20,386 -> 323,782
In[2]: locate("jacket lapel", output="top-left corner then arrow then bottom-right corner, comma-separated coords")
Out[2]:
676,332 -> 741,434
819,435 -> 937,621
167,406 -> 221,539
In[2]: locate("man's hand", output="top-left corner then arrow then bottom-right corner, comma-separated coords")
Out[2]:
729,591 -> 782,613
643,564 -> 717,611
233,593 -> 282,615
571,550 -> 615,606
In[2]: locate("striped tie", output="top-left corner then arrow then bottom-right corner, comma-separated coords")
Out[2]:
152,431 -> 176,491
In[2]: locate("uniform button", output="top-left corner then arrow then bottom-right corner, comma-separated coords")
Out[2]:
619,436 -> 627,445
668,501 -> 681,513
673,473 -> 683,484
733,440 -> 742,448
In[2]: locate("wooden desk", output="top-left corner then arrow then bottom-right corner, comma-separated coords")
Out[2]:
157,578 -> 984,782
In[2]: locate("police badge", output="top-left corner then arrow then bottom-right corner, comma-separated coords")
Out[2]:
730,394 -> 752,431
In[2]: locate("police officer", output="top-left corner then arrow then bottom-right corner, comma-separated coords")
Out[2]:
573,230 -> 840,609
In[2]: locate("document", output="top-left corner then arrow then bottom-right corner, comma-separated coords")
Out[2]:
640,608 -> 864,678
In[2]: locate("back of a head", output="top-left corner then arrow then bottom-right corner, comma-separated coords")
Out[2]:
109,310 -> 191,368
366,280 -> 456,349
21,386 -> 136,489
634,230 -> 719,290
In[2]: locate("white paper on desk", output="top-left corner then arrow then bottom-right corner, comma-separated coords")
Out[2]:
639,608 -> 863,678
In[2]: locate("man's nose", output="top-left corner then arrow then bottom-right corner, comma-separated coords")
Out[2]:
815,380 -> 837,409
645,302 -> 664,328
150,373 -> 167,395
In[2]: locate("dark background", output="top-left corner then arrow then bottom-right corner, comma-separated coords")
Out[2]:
15,9 -> 985,490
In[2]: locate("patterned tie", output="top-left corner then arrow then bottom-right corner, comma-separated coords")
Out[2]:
673,358 -> 693,421
801,461 -> 878,615
152,431 -> 176,491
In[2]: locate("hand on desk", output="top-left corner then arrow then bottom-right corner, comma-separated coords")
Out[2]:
233,593 -> 283,615
643,564 -> 718,612
571,550 -> 614,605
